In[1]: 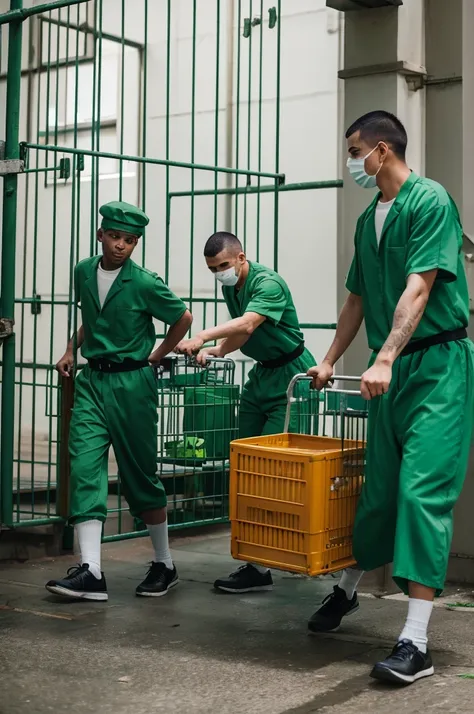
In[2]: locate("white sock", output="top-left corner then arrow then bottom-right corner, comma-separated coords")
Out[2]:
251,563 -> 270,575
147,520 -> 173,570
76,520 -> 103,580
398,598 -> 433,654
338,568 -> 364,599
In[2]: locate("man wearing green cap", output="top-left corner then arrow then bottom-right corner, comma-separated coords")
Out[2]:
46,201 -> 192,602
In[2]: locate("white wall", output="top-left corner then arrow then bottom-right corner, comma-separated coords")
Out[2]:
0,0 -> 341,437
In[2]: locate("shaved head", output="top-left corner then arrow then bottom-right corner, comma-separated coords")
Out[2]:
204,232 -> 243,258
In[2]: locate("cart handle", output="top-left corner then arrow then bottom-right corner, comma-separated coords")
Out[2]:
283,373 -> 362,433
192,355 -> 236,369
155,354 -> 236,375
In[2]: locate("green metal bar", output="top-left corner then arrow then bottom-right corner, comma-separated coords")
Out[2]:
23,165 -> 62,174
25,142 -> 285,181
27,3 -> 45,519
64,0 -> 74,336
300,323 -> 337,330
94,0 -> 103,258
1,0 -> 23,526
37,121 -> 117,137
213,0 -> 221,326
118,0 -> 125,199
53,10 -> 61,150
273,0 -> 281,272
169,180 -> 342,200
101,517 -> 230,542
43,10 -> 52,177
12,382 -> 57,388
213,0 -> 220,234
164,0 -> 171,284
189,0 -> 196,312
243,0 -> 253,251
89,1 -> 97,256
9,517 -> 64,528
234,0 -> 242,235
38,15 -> 144,50
0,55 -> 93,80
0,362 -> 58,369
256,0 -> 264,262
12,298 -> 80,306
141,0 -> 148,265
0,0 -> 88,25
71,2 -> 81,382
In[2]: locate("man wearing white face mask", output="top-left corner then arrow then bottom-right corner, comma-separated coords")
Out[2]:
307,110 -> 474,686
176,231 -> 316,594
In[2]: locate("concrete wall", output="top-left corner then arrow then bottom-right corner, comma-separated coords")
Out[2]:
0,0 -> 342,438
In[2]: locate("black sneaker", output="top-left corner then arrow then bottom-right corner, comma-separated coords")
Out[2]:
308,585 -> 359,633
45,564 -> 108,601
370,639 -> 434,685
214,564 -> 273,594
136,562 -> 179,597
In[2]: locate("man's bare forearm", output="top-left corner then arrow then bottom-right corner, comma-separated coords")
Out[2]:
218,332 -> 251,357
66,325 -> 84,354
323,294 -> 364,367
376,280 -> 430,366
152,310 -> 193,361
199,313 -> 265,344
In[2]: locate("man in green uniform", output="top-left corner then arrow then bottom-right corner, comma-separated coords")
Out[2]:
46,201 -> 192,601
176,231 -> 316,593
307,111 -> 474,685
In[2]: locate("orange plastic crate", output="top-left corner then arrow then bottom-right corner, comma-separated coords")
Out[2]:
230,433 -> 365,576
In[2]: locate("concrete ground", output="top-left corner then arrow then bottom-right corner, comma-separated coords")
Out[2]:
1,528 -> 474,714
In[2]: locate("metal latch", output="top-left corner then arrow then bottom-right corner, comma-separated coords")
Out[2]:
0,317 -> 14,346
0,140 -> 25,175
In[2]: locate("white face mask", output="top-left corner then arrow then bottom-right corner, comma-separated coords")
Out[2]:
346,145 -> 382,189
215,266 -> 239,287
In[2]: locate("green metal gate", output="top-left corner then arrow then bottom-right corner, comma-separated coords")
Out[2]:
0,0 -> 342,538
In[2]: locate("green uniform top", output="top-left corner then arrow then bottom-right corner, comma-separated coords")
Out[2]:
75,256 -> 187,362
346,172 -> 469,352
222,261 -> 304,362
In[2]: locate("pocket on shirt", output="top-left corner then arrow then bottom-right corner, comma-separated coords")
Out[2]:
114,307 -> 141,344
385,246 -> 407,294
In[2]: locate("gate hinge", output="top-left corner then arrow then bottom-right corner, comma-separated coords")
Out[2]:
0,140 -> 25,175
0,317 -> 14,346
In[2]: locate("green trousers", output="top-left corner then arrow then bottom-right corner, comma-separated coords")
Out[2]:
238,348 -> 316,438
353,339 -> 474,595
69,365 -> 167,525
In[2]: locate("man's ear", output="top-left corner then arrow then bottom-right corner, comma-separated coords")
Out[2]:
379,141 -> 390,159
97,229 -> 103,243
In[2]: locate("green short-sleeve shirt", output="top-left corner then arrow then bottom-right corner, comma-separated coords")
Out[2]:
222,262 -> 304,361
75,256 -> 187,362
345,173 -> 469,352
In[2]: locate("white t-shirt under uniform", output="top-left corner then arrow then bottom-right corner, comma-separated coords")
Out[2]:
374,197 -> 396,245
97,263 -> 122,308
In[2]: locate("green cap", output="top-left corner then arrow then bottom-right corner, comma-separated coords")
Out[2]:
99,201 -> 149,237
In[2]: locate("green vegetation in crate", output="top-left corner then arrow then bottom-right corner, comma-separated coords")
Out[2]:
164,436 -> 206,462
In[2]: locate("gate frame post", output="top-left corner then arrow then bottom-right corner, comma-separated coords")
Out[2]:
0,0 -> 23,526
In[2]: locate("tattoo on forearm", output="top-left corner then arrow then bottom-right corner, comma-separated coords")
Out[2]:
381,303 -> 424,356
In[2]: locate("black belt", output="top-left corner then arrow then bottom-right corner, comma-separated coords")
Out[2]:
88,358 -> 149,373
400,328 -> 467,357
259,342 -> 305,369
